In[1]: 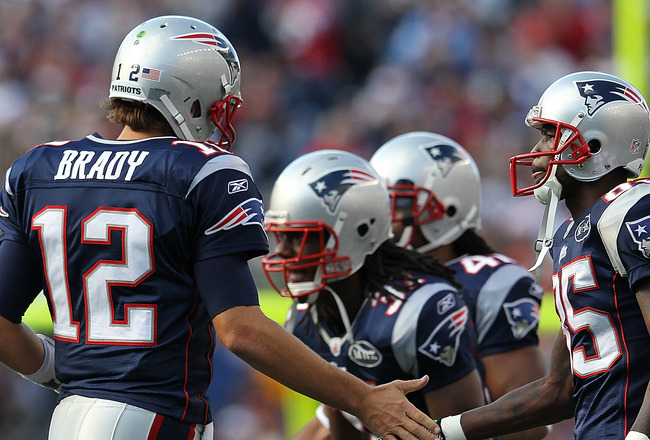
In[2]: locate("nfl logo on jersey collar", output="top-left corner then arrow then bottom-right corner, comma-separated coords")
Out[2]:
562,214 -> 592,243
574,214 -> 591,242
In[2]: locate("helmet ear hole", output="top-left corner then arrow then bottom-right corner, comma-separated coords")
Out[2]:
357,223 -> 370,238
190,100 -> 202,118
446,205 -> 457,217
588,139 -> 601,154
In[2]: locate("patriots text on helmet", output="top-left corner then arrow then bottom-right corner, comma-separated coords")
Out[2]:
110,84 -> 142,95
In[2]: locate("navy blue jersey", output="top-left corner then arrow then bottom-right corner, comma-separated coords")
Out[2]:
289,273 -> 477,414
0,134 -> 268,424
448,253 -> 543,359
550,179 -> 650,439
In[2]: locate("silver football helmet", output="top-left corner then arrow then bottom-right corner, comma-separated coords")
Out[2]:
262,150 -> 392,298
511,71 -> 650,283
510,70 -> 650,197
370,131 -> 480,253
109,15 -> 242,147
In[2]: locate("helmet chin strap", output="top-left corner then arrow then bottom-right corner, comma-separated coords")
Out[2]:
285,267 -> 324,334
397,225 -> 414,248
160,94 -> 193,140
309,285 -> 355,358
529,168 -> 563,284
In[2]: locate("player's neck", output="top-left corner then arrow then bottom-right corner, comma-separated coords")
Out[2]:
117,125 -> 175,141
321,274 -> 365,325
427,243 -> 457,264
564,171 -> 628,218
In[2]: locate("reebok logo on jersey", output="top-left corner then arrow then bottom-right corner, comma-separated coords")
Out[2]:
419,305 -> 469,367
205,198 -> 264,234
558,245 -> 568,263
625,215 -> 650,258
227,179 -> 248,194
436,292 -> 457,315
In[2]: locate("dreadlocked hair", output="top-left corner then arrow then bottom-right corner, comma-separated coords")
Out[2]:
452,229 -> 496,256
360,241 -> 460,300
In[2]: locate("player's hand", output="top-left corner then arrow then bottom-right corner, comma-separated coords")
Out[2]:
357,375 -> 443,440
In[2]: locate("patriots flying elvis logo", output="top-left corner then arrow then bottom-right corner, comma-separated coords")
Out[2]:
171,33 -> 230,49
205,197 -> 264,234
576,79 -> 649,116
503,298 -> 540,340
422,144 -> 465,178
418,305 -> 469,367
309,168 -> 376,214
171,33 -> 240,85
625,215 -> 650,258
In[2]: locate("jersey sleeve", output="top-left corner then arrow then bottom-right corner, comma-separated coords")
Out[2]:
611,193 -> 650,290
193,253 -> 260,318
186,154 -> 269,263
473,265 -> 543,358
0,166 -> 28,245
0,238 -> 44,323
393,282 -> 478,393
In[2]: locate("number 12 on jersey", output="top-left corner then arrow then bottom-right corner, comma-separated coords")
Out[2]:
32,206 -> 157,345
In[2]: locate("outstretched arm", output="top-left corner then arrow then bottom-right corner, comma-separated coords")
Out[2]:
628,279 -> 650,438
198,253 -> 438,440
481,346 -> 549,440
0,316 -> 44,374
213,304 -> 436,440
437,329 -> 574,440
0,240 -> 59,391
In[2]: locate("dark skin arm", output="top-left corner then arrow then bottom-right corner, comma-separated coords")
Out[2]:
629,278 -> 650,435
0,316 -> 44,375
327,406 -> 370,440
293,416 -> 335,440
424,369 -> 485,418
482,346 -> 549,440
457,329 -> 574,439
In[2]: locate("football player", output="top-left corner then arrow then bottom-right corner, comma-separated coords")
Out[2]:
370,131 -> 548,440
262,149 -> 486,440
0,15 -> 440,440
434,71 -> 650,440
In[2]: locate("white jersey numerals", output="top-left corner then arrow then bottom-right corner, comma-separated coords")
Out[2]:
552,256 -> 621,377
32,207 -> 156,345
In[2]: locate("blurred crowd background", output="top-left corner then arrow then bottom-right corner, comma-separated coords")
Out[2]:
0,0 -> 620,438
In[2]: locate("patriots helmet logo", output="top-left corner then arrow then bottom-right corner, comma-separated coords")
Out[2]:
309,169 -> 377,214
171,33 -> 240,87
576,79 -> 649,116
422,144 -> 464,178
626,215 -> 650,258
171,33 -> 230,49
503,298 -> 540,340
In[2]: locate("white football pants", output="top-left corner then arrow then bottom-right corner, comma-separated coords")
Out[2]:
49,395 -> 213,440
